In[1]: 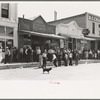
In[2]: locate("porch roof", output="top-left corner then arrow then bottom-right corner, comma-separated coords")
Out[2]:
19,30 -> 66,39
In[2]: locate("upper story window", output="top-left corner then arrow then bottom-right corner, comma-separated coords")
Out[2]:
0,26 -> 5,36
1,3 -> 9,18
92,22 -> 95,34
0,26 -> 13,37
6,27 -> 13,37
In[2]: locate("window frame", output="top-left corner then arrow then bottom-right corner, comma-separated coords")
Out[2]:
1,3 -> 9,18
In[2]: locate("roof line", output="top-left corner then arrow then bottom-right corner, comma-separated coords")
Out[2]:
48,12 -> 86,23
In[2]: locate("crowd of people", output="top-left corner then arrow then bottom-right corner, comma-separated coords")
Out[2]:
0,45 -> 100,68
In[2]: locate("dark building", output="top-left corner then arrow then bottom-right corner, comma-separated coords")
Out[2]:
18,15 -> 65,52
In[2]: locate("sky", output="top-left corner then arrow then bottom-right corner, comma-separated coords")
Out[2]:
18,1 -> 100,22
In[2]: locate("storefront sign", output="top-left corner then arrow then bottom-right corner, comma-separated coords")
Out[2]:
88,14 -> 100,23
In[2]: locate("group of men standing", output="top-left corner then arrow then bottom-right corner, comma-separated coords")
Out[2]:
0,45 -> 80,68
37,47 -> 80,68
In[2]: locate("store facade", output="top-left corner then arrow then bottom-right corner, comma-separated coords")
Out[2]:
18,16 -> 65,53
48,12 -> 100,50
0,3 -> 18,50
56,21 -> 84,50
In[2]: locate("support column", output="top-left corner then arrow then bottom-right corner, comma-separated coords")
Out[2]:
95,41 -> 98,50
13,27 -> 18,48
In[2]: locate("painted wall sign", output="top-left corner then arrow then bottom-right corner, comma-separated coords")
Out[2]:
88,14 -> 100,23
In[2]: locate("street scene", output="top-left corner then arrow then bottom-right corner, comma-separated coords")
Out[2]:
0,2 -> 100,81
1,2 -> 100,99
0,62 -> 100,80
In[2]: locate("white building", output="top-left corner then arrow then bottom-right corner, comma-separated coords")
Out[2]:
56,21 -> 95,50
0,3 -> 18,50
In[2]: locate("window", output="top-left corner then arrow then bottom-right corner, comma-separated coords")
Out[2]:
0,26 -> 5,36
98,24 -> 100,28
1,3 -> 9,18
6,27 -> 13,37
68,38 -> 72,42
92,22 -> 95,34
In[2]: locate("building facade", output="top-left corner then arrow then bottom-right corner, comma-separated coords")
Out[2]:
48,12 -> 100,50
18,16 -> 65,53
0,3 -> 18,50
56,21 -> 84,50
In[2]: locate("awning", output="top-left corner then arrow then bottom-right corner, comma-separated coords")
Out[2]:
59,33 -> 83,39
19,30 -> 66,39
81,37 -> 96,41
86,35 -> 100,40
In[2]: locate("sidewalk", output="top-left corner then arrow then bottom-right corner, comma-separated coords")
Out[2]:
0,59 -> 100,70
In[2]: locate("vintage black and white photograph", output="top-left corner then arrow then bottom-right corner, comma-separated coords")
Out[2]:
0,1 -> 100,99
0,2 -> 100,80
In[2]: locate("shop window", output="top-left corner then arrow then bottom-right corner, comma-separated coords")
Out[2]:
0,26 -> 5,36
68,38 -> 72,42
73,38 -> 76,44
1,3 -> 9,18
6,27 -> 13,37
92,22 -> 95,34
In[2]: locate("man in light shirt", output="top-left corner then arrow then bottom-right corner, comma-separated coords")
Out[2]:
52,53 -> 57,67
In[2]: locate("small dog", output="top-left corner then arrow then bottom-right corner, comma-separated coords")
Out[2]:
43,67 -> 52,74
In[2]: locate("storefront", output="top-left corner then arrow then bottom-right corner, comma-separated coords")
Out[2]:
18,16 -> 65,53
0,3 -> 18,51
0,26 -> 15,50
56,21 -> 84,50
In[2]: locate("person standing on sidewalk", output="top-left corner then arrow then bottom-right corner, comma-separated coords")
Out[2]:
69,50 -> 73,66
64,52 -> 69,66
36,46 -> 42,68
52,53 -> 57,67
74,50 -> 79,66
5,47 -> 11,64
42,49 -> 47,68
57,49 -> 62,67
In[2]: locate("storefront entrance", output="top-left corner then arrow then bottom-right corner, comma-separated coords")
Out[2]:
98,41 -> 100,49
91,41 -> 95,50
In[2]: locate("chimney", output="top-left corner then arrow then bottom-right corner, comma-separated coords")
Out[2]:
23,14 -> 25,19
54,11 -> 57,21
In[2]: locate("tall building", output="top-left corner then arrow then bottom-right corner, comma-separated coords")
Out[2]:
0,3 -> 18,50
48,12 -> 100,50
